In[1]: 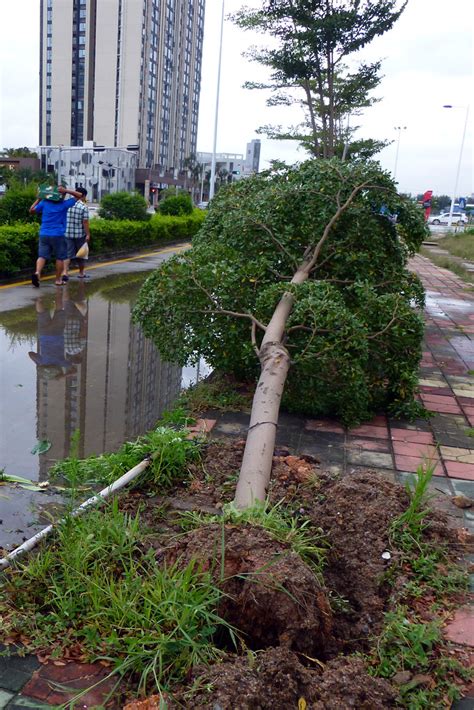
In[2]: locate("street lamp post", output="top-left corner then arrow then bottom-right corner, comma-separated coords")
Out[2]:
209,0 -> 225,201
443,104 -> 470,229
393,126 -> 407,182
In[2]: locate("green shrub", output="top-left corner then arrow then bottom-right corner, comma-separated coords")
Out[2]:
0,212 -> 204,277
0,223 -> 39,275
158,193 -> 193,216
0,186 -> 40,225
99,191 -> 150,221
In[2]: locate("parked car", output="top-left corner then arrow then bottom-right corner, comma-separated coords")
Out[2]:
87,203 -> 100,218
197,201 -> 209,210
429,212 -> 468,225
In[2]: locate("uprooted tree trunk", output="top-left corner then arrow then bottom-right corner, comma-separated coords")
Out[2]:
234,183 -> 368,508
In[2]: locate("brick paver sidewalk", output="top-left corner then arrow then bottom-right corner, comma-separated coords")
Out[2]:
0,255 -> 472,708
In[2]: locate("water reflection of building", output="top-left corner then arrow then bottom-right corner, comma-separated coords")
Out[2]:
34,290 -> 181,479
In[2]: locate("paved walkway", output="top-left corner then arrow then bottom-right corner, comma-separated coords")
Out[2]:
0,254 -> 473,708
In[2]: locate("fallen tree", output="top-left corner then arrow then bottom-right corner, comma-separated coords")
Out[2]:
134,159 -> 427,507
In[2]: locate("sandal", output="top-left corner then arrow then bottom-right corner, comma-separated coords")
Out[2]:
62,274 -> 69,283
55,281 -> 64,286
31,273 -> 40,288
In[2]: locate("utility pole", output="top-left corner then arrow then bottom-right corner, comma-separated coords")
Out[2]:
209,0 -> 225,201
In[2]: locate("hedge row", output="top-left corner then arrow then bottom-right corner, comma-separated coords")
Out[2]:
0,211 -> 205,277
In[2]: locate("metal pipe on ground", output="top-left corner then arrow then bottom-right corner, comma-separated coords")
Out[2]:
0,456 -> 151,570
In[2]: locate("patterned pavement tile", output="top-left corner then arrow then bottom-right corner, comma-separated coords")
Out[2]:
392,441 -> 438,458
305,419 -> 345,434
348,424 -> 389,439
394,454 -> 443,475
440,446 -> 474,464
346,438 -> 391,452
390,429 -> 435,445
346,450 -> 394,468
443,607 -> 474,647
445,461 -> 474,481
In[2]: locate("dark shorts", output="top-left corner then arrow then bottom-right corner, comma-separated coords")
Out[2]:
38,235 -> 67,261
66,236 -> 87,263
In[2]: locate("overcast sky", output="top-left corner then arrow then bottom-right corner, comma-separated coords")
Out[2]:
1,0 -> 472,197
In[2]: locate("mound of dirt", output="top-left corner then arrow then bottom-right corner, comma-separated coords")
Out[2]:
170,648 -> 397,709
163,523 -> 332,656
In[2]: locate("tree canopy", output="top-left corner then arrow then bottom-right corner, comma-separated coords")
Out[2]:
233,0 -> 407,159
134,158 -> 427,426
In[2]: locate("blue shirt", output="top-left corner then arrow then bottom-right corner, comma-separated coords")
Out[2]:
34,198 -> 77,237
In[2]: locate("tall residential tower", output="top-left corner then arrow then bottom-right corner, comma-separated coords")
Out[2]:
40,0 -> 205,171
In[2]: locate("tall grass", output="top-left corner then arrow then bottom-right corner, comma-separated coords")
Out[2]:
50,425 -> 201,489
0,499 -> 228,693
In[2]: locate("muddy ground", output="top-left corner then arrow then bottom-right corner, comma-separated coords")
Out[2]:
120,439 -> 471,709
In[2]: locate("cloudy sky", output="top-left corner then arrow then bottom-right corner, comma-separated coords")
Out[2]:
1,0 -> 472,197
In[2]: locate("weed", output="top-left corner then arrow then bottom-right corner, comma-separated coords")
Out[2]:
389,461 -> 468,597
390,461 -> 435,552
372,460 -> 472,706
371,607 -> 472,708
160,406 -> 196,428
466,427 -> 474,438
374,607 -> 441,677
180,373 -> 252,413
0,499 -> 229,693
50,426 -> 201,490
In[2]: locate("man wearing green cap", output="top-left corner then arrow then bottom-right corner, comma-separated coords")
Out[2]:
29,185 -> 83,287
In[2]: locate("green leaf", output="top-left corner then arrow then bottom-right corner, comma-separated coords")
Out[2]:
31,440 -> 52,455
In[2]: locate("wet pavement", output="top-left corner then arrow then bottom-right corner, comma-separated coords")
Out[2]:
0,245 -> 191,551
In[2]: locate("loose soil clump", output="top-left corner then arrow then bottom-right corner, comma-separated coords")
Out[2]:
169,649 -> 397,709
163,524 -> 332,656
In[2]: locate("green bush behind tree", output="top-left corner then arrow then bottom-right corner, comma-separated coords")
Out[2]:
0,186 -> 40,225
158,193 -> 193,216
99,191 -> 150,221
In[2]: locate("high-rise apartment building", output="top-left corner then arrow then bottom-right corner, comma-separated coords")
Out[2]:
39,0 -> 205,172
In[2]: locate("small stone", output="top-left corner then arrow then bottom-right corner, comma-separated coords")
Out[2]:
452,495 -> 473,509
381,551 -> 392,560
392,671 -> 412,685
407,674 -> 435,689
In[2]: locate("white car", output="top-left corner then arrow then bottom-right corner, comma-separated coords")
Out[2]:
429,212 -> 468,225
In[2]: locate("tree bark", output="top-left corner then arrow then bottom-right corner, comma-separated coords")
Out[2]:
234,271 -> 308,508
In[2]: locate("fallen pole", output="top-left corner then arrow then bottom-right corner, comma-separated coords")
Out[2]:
0,456 -> 151,570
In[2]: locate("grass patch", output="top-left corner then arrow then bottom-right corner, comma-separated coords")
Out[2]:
437,229 -> 474,261
180,372 -> 253,413
369,462 -> 471,706
420,248 -> 474,285
0,499 -> 229,694
372,607 -> 471,707
50,425 -> 201,490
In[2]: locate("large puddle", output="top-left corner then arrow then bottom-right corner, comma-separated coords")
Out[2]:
0,271 -> 205,549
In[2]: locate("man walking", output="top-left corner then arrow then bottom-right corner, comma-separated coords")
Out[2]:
29,185 -> 83,287
62,187 -> 91,281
